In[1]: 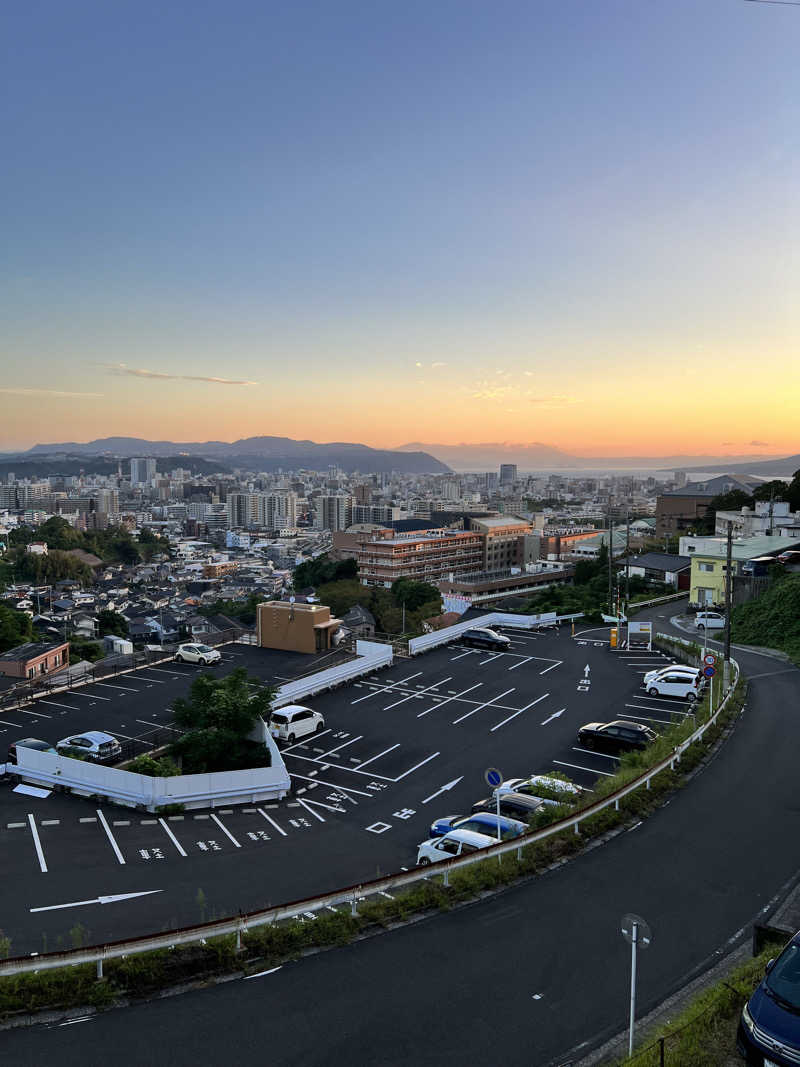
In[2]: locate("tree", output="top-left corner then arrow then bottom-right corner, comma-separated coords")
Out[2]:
126,754 -> 180,777
752,480 -> 789,503
0,603 -> 33,653
292,554 -> 357,590
391,578 -> 442,612
97,609 -> 128,637
170,668 -> 276,773
67,637 -> 104,662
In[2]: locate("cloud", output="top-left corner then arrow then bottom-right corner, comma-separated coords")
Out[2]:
0,387 -> 103,399
527,394 -> 582,408
523,371 -> 534,376
748,440 -> 769,447
431,361 -> 448,368
470,383 -> 514,401
100,362 -> 258,386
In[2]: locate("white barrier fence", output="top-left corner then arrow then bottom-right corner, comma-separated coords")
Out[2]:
271,640 -> 393,707
13,733 -> 291,812
408,611 -> 582,656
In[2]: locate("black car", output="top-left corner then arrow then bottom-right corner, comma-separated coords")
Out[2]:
472,792 -> 545,821
459,627 -> 512,651
7,738 -> 57,764
577,720 -> 657,755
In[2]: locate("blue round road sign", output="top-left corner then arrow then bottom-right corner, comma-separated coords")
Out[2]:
703,665 -> 716,678
485,767 -> 502,788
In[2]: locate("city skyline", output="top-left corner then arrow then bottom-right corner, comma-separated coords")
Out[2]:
3,1 -> 798,454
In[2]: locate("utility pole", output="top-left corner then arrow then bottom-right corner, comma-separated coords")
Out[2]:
625,510 -> 631,613
723,520 -> 733,692
608,514 -> 614,615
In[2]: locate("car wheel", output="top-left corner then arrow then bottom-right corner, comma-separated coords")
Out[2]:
287,733 -> 295,744
176,654 -> 184,663
419,857 -> 431,866
315,721 -> 324,733
648,687 -> 659,696
583,737 -> 594,749
199,658 -> 208,666
697,623 -> 705,630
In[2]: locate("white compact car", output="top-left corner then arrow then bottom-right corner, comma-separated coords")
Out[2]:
175,643 -> 222,665
695,612 -> 725,631
643,665 -> 702,687
268,705 -> 325,743
646,672 -> 700,699
417,828 -> 496,866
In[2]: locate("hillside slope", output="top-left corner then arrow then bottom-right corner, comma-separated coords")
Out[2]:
731,573 -> 800,662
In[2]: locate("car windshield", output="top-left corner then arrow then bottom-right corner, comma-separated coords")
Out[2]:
766,944 -> 800,1011
271,714 -> 288,725
195,645 -> 213,653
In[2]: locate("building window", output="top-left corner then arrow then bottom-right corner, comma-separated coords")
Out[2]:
698,562 -> 714,573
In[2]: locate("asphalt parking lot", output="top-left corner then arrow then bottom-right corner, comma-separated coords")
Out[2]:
0,630 -> 695,956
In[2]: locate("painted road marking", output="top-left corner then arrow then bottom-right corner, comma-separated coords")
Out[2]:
539,661 -> 563,675
356,743 -> 400,769
507,656 -> 533,671
619,712 -> 675,726
139,667 -> 185,677
258,808 -> 288,836
490,693 -> 550,732
283,729 -> 331,753
571,747 -> 620,761
158,818 -> 187,857
350,671 -> 423,704
393,751 -> 440,781
296,797 -> 325,822
40,820 -> 60,826
421,776 -> 464,805
317,735 -> 364,759
553,759 -> 614,777
288,772 -> 369,798
383,676 -> 452,711
284,751 -> 394,781
96,809 -> 126,864
417,682 -> 483,718
244,966 -> 282,980
79,817 -> 97,823
479,653 -> 504,665
27,813 -> 48,873
540,707 -> 566,726
449,650 -> 475,661
66,690 -> 112,701
7,822 -> 26,828
210,813 -> 241,848
30,890 -> 162,914
452,688 -> 516,725
19,707 -> 53,717
95,683 -> 141,693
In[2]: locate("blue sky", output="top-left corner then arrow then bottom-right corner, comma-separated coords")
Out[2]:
1,0 -> 798,453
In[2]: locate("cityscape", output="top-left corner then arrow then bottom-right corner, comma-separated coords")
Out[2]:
2,3 -> 799,1066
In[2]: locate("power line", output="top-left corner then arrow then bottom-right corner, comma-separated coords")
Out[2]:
744,0 -> 800,6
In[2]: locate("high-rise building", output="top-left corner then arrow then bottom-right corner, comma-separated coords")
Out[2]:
499,464 -> 518,485
314,495 -> 353,531
130,458 -> 157,485
227,492 -> 253,529
94,489 -> 119,516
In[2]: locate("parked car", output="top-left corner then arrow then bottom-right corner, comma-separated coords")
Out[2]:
458,627 -> 512,651
492,775 -> 585,806
695,611 -> 725,631
7,737 -> 57,765
643,665 -> 702,687
738,929 -> 800,1065
56,731 -> 122,763
577,720 -> 656,754
175,643 -> 222,665
417,828 -> 496,866
472,792 -> 547,821
645,672 -> 700,700
429,812 -> 527,840
268,705 -> 325,743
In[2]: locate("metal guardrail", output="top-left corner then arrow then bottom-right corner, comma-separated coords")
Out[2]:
0,641 -> 740,979
626,591 -> 689,612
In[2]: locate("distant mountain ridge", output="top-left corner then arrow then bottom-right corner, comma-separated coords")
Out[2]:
21,436 -> 450,475
675,454 -> 800,477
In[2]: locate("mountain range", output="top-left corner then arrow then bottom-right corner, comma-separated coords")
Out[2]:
17,437 -> 450,475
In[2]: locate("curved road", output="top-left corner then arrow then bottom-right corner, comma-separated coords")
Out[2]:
4,609 -> 800,1066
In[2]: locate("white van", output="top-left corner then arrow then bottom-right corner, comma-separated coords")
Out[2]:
268,705 -> 325,743
695,612 -> 725,631
417,828 -> 495,866
646,672 -> 700,699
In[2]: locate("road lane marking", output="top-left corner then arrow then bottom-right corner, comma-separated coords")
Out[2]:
96,809 -> 126,864
210,813 -> 241,847
350,672 -> 423,704
383,676 -> 452,711
393,751 -> 440,781
158,818 -> 187,857
30,890 -> 162,914
95,683 -> 141,692
284,751 -> 394,780
539,661 -> 562,675
449,650 -> 475,661
66,691 -> 112,701
317,735 -> 364,759
552,760 -> 614,776
507,656 -> 532,671
417,682 -> 483,718
421,776 -> 464,805
490,693 -> 550,732
258,808 -> 287,836
20,707 -> 53,717
27,813 -> 48,873
288,772 -> 368,798
296,797 -> 325,822
452,688 -> 516,725
244,966 -> 282,980
619,712 -> 674,725
282,729 -> 331,752
571,747 -> 620,761
356,743 -> 400,769
540,707 -> 566,726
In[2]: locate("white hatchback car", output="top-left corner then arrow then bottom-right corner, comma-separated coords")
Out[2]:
646,672 -> 700,699
695,612 -> 725,631
268,705 -> 325,743
417,828 -> 496,866
175,643 -> 222,665
56,731 -> 122,763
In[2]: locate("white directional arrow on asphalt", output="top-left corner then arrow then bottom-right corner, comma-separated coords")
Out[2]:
584,664 -> 591,676
30,890 -> 162,914
421,776 -> 464,805
540,708 -> 566,726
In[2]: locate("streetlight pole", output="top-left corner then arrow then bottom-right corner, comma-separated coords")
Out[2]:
723,520 -> 733,693
628,920 -> 639,1058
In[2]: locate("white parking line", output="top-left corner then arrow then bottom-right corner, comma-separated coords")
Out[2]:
283,729 -> 331,753
94,683 -> 142,693
210,813 -> 241,847
317,735 -> 363,759
449,650 -> 475,661
452,688 -> 516,725
478,653 -> 503,665
258,808 -> 288,836
350,671 -> 423,704
417,682 -> 483,718
27,814 -> 48,873
158,818 -> 187,857
19,707 -> 53,717
356,743 -> 400,769
96,809 -> 126,864
66,691 -> 112,701
572,747 -> 620,761
140,667 -> 185,677
553,759 -> 614,777
288,772 -> 369,798
507,657 -> 532,671
296,797 -> 325,822
489,693 -> 550,732
285,751 -> 395,780
619,712 -> 674,726
625,703 -> 684,716
539,661 -> 563,675
393,751 -> 440,781
383,676 -> 452,711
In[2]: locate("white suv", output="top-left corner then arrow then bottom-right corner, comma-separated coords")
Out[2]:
417,828 -> 495,866
175,643 -> 222,665
695,612 -> 725,631
268,705 -> 325,743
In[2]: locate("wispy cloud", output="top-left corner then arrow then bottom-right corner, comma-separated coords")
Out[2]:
527,394 -> 582,408
470,382 -> 514,401
748,440 -> 769,447
0,387 -> 103,399
100,362 -> 258,386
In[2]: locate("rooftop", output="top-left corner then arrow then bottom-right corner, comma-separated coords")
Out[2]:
0,640 -> 69,662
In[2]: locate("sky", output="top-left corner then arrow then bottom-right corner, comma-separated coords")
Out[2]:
1,0 -> 798,457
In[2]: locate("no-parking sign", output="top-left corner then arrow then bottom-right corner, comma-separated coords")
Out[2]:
703,653 -> 716,667
703,665 -> 716,678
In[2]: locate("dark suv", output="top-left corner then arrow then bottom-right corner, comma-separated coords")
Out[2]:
459,628 -> 512,651
738,930 -> 800,1065
577,720 -> 656,755
7,738 -> 57,764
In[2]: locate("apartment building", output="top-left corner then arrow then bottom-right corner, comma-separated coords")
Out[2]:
355,527 -> 485,587
468,515 -> 534,570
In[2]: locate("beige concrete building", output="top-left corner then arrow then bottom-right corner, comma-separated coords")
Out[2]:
257,601 -> 341,654
355,528 -> 485,587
